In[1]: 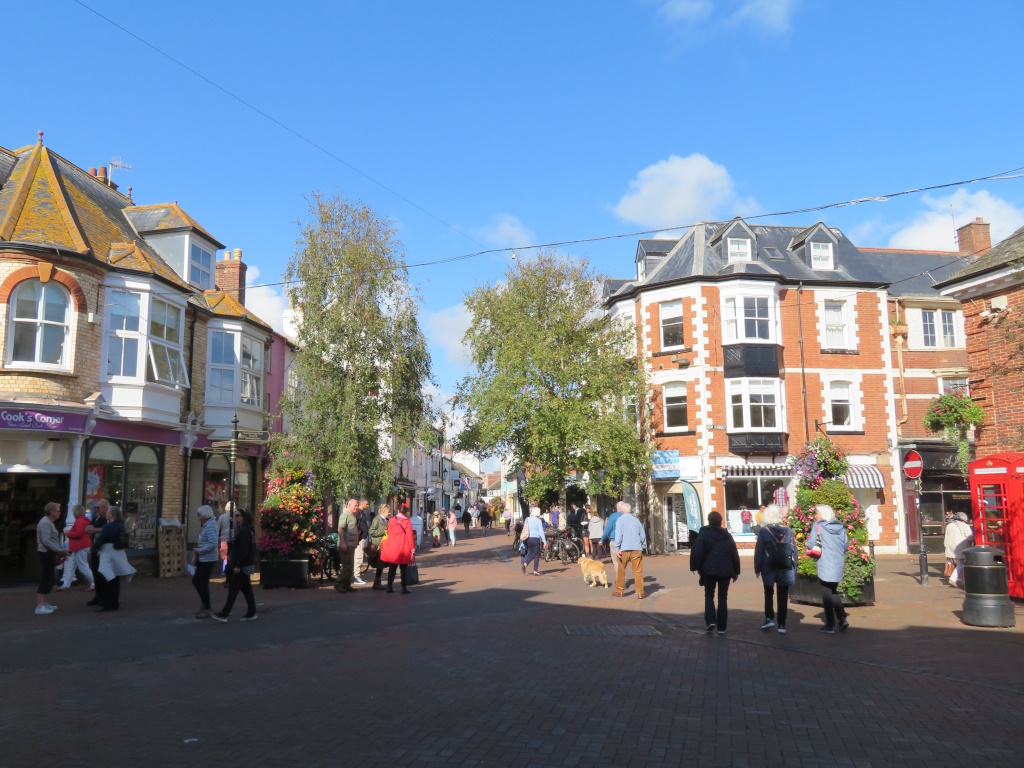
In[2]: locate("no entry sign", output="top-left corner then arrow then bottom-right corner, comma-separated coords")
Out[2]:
903,450 -> 924,479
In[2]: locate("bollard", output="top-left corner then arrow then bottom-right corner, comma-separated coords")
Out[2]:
961,546 -> 1016,628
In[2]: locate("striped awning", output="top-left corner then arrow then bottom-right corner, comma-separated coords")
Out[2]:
844,465 -> 886,489
652,450 -> 680,480
721,463 -> 791,478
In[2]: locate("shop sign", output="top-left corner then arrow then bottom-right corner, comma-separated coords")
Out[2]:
0,408 -> 86,433
680,480 -> 703,533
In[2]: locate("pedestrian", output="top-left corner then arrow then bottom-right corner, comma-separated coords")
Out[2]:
354,498 -> 370,584
753,504 -> 796,634
587,507 -> 604,558
480,507 -> 490,530
34,501 -> 68,615
805,505 -> 849,634
94,506 -> 135,612
192,505 -> 219,618
690,511 -> 741,634
369,504 -> 391,590
380,504 -> 416,594
612,503 -> 647,599
432,510 -> 442,548
85,499 -> 109,608
334,498 -> 359,593
212,507 -> 258,622
944,511 -> 974,587
447,507 -> 458,546
59,504 -> 95,592
216,500 -> 235,578
504,506 -> 512,536
520,506 -> 546,576
601,502 -> 625,586
438,507 -> 449,545
462,507 -> 472,535
550,506 -> 560,531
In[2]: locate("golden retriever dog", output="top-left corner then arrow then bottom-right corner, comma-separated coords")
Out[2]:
579,556 -> 609,588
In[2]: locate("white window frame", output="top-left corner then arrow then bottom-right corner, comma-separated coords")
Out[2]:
240,336 -> 264,409
7,280 -> 72,371
659,300 -> 684,350
940,377 -> 969,395
811,242 -> 834,270
728,238 -> 751,264
910,307 -> 963,350
941,310 -> 957,347
827,380 -> 856,431
723,290 -> 777,344
146,298 -> 189,388
663,382 -> 688,432
104,289 -> 143,380
921,309 -> 938,347
207,329 -> 238,405
725,378 -> 783,432
189,243 -> 214,289
823,300 -> 850,349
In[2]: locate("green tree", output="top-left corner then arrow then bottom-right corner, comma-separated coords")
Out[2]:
281,191 -> 433,502
455,250 -> 649,513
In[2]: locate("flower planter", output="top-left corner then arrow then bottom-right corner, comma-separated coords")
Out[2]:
790,572 -> 875,606
259,557 -> 311,589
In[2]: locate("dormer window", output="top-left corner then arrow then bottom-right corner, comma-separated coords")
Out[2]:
811,242 -> 834,270
728,238 -> 751,263
190,243 -> 214,289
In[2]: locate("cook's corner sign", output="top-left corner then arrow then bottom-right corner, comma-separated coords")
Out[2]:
0,408 -> 87,433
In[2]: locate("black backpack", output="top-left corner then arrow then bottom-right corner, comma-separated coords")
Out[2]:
764,526 -> 793,570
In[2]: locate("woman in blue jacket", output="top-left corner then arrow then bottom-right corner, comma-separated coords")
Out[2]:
192,505 -> 220,619
753,504 -> 797,634
805,505 -> 849,634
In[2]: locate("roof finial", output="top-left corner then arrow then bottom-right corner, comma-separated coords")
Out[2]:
127,186 -> 133,203
37,131 -> 43,145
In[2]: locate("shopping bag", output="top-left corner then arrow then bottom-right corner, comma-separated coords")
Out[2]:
406,564 -> 420,585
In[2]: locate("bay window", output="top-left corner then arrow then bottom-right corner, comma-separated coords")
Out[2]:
724,296 -> 771,342
147,299 -> 189,387
727,378 -> 781,431
105,289 -> 142,377
208,330 -> 237,404
240,336 -> 263,408
9,280 -> 71,368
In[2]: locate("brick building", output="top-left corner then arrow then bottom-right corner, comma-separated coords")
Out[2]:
936,221 -> 1024,457
0,135 -> 277,578
606,218 -> 972,554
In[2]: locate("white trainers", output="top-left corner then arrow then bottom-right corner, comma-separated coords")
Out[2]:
777,626 -> 787,634
760,619 -> 776,631
240,614 -> 258,622
353,577 -> 366,585
34,605 -> 55,615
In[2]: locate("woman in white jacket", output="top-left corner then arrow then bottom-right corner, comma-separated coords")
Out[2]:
943,511 -> 974,587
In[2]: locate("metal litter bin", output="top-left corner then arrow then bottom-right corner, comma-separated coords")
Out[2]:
962,546 -> 1016,627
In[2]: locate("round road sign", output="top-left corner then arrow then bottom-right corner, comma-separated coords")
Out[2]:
903,450 -> 924,479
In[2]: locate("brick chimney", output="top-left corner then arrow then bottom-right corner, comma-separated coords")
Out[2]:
215,247 -> 247,306
957,217 -> 991,258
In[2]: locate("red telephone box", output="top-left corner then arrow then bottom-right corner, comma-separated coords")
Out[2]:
968,453 -> 1024,598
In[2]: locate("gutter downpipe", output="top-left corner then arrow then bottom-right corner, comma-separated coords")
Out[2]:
181,308 -> 199,523
894,299 -> 909,431
797,282 -> 810,443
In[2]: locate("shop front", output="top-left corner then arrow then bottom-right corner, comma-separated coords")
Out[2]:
185,449 -> 263,545
901,444 -> 969,555
83,438 -> 163,551
651,450 -> 704,552
720,463 -> 793,545
0,407 -> 88,581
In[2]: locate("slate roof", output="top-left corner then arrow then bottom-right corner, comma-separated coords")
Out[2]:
855,248 -> 967,297
935,224 -> 1024,287
124,203 -> 225,249
637,239 -> 675,255
203,290 -> 273,331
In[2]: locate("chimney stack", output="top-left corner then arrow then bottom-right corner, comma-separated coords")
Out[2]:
88,167 -> 97,177
957,217 -> 991,258
215,247 -> 247,306
97,166 -> 107,183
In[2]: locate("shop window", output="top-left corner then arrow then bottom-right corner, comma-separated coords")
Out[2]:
204,454 -> 253,513
724,476 -> 790,538
0,439 -> 72,468
86,441 -> 125,507
124,446 -> 159,549
105,289 -> 142,378
9,280 -> 71,368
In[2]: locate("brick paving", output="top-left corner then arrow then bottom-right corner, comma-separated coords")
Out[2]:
2,527 -> 1023,767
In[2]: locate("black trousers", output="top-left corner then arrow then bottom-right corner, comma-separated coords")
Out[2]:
387,563 -> 408,590
220,571 -> 256,617
95,572 -> 120,609
704,577 -> 731,630
37,552 -> 55,595
192,561 -> 215,609
819,579 -> 847,628
764,583 -> 790,626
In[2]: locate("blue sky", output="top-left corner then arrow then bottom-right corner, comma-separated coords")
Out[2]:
5,0 -> 1024,413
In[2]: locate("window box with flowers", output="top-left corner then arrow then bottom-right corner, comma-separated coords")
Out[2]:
257,453 -> 320,588
922,391 -> 985,477
787,436 -> 876,605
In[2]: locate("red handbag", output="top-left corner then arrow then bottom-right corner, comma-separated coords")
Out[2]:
805,522 -> 822,559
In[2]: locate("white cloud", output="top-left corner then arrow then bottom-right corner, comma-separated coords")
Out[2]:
614,153 -> 756,228
244,265 -> 287,334
472,213 -> 536,249
426,304 -> 473,367
887,189 -> 1024,252
649,0 -> 798,33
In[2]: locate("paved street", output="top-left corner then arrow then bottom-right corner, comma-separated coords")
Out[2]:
2,529 -> 1023,768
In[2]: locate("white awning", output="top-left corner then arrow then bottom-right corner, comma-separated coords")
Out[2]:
721,463 -> 791,478
844,466 -> 886,489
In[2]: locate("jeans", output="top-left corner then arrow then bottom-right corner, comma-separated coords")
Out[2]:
819,579 -> 848,628
192,560 -> 215,609
764,583 -> 789,626
615,550 -> 644,596
387,563 -> 408,590
220,572 -> 256,617
704,577 -> 731,630
448,528 -> 456,546
61,549 -> 94,588
521,537 -> 541,572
